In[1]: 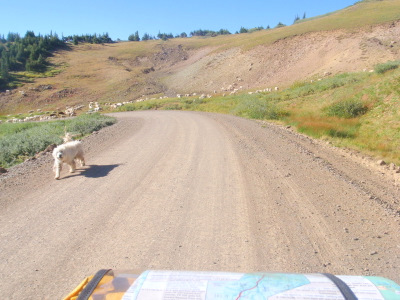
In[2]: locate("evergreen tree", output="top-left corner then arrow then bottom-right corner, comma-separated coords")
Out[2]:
248,27 -> 264,33
218,29 -> 231,35
142,33 -> 151,41
7,32 -> 20,42
157,32 -> 173,40
129,31 -> 140,41
275,22 -> 286,28
1,51 -> 10,81
239,27 -> 248,33
128,34 -> 135,41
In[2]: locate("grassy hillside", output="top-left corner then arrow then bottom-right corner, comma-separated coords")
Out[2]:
162,0 -> 400,51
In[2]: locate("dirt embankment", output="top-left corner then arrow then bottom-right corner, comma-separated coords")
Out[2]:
1,22 -> 400,113
162,22 -> 400,94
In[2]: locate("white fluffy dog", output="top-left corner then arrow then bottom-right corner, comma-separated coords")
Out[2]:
52,141 -> 85,179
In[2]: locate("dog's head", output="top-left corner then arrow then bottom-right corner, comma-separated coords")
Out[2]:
56,151 -> 63,159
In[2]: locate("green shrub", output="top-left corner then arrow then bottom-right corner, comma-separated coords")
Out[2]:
0,113 -> 116,168
374,61 -> 400,74
67,113 -> 116,135
279,73 -> 362,101
163,103 -> 183,110
327,128 -> 355,139
234,96 -> 286,120
326,98 -> 368,118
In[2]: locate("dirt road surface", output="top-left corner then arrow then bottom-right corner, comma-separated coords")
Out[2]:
0,111 -> 399,299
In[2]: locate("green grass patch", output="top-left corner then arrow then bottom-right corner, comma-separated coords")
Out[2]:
374,60 -> 400,74
0,113 -> 116,168
232,95 -> 287,120
326,98 -> 368,118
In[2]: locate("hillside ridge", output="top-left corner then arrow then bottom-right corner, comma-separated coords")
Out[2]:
1,1 -> 400,114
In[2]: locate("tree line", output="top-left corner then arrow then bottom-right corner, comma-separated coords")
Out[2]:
127,16 -> 311,42
0,31 -> 114,88
0,31 -> 64,88
128,11 -> 307,41
127,15 -> 306,42
63,33 -> 113,45
128,26 -> 265,41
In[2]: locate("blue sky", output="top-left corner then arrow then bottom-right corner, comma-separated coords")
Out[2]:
1,0 -> 357,40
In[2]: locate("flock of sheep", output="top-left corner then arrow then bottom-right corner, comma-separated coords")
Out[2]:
1,80 -> 284,125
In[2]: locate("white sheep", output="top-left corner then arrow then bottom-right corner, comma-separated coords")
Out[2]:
52,141 -> 85,179
61,131 -> 80,143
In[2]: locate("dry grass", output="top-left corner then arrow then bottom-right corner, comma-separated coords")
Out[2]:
166,0 -> 400,52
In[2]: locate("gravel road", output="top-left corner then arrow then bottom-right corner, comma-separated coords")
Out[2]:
0,111 -> 399,299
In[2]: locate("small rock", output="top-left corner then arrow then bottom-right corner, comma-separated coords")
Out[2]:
377,160 -> 386,166
323,262 -> 331,267
44,144 -> 57,153
0,167 -> 7,174
370,251 -> 378,255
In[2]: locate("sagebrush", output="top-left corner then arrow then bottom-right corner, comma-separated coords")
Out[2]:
0,113 -> 116,168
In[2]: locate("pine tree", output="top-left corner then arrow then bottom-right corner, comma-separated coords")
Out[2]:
142,33 -> 151,41
1,51 -> 10,81
275,22 -> 286,28
239,27 -> 248,33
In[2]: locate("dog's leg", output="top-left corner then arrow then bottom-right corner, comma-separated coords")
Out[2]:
76,149 -> 85,167
54,161 -> 62,179
77,153 -> 85,167
69,160 -> 76,173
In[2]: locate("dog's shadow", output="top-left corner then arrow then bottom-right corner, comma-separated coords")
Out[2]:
64,164 -> 121,179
